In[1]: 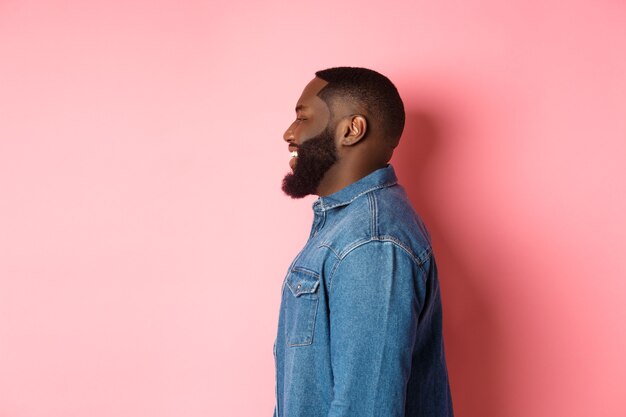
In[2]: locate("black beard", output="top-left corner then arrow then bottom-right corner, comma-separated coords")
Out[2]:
282,128 -> 338,199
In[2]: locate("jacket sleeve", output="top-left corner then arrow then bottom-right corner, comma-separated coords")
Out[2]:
327,241 -> 426,417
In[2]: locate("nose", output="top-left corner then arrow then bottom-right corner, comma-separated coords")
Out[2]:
283,122 -> 296,143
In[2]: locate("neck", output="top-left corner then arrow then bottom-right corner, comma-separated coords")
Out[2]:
316,159 -> 387,197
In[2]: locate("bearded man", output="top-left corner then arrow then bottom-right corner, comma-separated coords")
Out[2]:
274,67 -> 454,417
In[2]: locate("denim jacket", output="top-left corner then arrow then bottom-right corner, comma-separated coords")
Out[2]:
273,165 -> 453,417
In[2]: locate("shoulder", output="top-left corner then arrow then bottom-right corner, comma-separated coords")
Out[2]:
369,184 -> 432,263
321,184 -> 432,265
327,239 -> 430,306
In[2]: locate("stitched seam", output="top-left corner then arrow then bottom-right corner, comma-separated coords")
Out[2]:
367,194 -> 374,238
320,181 -> 397,211
344,237 -> 427,262
291,266 -> 320,278
373,235 -> 432,272
329,238 -> 430,293
371,193 -> 379,237
318,242 -> 341,259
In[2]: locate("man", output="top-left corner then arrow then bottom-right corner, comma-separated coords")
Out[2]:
274,67 -> 454,417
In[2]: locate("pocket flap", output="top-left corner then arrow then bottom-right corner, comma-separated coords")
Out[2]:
286,269 -> 320,297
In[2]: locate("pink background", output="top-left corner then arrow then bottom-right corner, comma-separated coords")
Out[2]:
1,1 -> 625,416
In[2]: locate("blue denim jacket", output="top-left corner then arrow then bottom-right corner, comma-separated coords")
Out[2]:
273,165 -> 453,417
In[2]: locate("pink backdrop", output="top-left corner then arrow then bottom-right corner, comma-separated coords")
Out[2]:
1,1 -> 625,416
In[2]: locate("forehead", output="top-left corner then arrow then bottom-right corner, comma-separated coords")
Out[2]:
295,77 -> 329,111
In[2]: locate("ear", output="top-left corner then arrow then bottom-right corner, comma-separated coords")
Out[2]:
338,115 -> 367,146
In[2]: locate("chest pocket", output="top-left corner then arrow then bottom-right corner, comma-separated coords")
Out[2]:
284,268 -> 320,347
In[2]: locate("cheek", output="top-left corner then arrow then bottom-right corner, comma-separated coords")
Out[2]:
298,123 -> 329,144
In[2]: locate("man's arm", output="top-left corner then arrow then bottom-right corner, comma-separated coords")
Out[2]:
327,240 -> 426,417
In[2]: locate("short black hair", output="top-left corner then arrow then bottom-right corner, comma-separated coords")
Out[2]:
315,67 -> 405,147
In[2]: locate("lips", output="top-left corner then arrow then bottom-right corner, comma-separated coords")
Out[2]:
288,146 -> 298,169
289,150 -> 298,169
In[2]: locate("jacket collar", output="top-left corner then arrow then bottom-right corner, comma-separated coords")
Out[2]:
312,165 -> 398,213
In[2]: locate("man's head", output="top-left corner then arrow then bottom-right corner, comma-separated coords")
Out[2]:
282,67 -> 405,199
